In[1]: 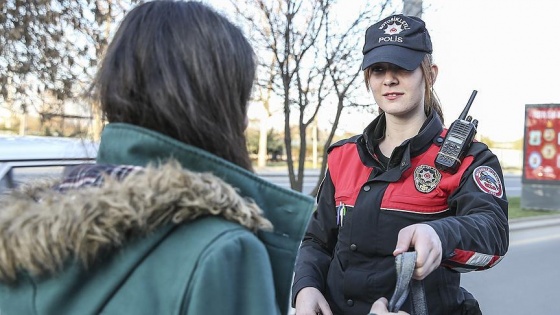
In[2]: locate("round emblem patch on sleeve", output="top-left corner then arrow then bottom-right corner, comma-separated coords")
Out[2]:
473,166 -> 503,198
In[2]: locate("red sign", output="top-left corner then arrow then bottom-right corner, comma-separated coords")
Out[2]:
523,104 -> 560,182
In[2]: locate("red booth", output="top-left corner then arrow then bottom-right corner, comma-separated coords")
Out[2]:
521,104 -> 560,210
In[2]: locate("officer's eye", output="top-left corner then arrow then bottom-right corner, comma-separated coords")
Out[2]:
370,65 -> 386,73
390,65 -> 409,72
398,66 -> 413,73
369,63 -> 413,76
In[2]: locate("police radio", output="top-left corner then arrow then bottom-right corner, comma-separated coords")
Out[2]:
435,90 -> 479,174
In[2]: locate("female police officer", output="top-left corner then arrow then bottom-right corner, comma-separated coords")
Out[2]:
292,14 -> 508,315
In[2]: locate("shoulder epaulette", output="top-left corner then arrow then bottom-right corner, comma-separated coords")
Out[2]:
327,135 -> 361,154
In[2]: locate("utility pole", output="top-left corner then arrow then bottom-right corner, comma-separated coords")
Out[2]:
19,105 -> 27,136
312,118 -> 318,169
89,0 -> 114,141
258,112 -> 268,167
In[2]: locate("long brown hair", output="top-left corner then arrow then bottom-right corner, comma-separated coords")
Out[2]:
420,54 -> 444,124
363,54 -> 444,124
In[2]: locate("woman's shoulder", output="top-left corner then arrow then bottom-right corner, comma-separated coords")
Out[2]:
169,216 -> 264,249
165,217 -> 267,265
327,134 -> 363,154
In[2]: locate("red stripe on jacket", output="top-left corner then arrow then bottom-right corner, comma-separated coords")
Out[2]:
327,143 -> 372,207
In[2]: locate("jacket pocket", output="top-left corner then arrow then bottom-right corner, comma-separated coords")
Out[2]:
381,193 -> 449,214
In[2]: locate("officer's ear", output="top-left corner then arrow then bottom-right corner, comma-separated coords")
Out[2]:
429,64 -> 438,86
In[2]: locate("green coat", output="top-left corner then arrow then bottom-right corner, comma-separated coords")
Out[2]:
0,123 -> 314,315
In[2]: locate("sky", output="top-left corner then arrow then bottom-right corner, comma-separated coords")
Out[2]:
421,0 -> 560,143
332,0 -> 560,143
209,0 -> 560,143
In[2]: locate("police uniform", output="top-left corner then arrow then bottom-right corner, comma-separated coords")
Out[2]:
292,112 -> 509,315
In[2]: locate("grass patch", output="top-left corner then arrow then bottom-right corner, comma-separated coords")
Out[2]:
508,196 -> 559,220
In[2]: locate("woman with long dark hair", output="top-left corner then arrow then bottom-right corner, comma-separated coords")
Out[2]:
0,1 -> 314,314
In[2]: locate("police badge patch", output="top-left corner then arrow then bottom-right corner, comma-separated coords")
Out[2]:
414,165 -> 442,193
473,166 -> 504,198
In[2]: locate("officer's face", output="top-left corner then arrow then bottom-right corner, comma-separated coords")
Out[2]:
367,62 -> 426,119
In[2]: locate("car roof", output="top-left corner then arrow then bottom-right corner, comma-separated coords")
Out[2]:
0,135 -> 98,160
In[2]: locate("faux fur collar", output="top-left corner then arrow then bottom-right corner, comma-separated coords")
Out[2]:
0,161 -> 272,282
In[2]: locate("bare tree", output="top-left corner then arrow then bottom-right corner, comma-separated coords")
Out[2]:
0,0 -> 137,137
403,0 -> 423,17
252,58 -> 277,168
230,0 -> 394,193
310,1 -> 395,195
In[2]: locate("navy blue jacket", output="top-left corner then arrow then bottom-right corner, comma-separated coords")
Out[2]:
292,113 -> 509,315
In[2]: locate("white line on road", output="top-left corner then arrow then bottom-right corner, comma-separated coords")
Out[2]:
511,234 -> 560,247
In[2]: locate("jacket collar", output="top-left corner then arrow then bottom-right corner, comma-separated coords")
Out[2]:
97,123 -> 314,239
360,112 -> 443,181
362,111 -> 443,160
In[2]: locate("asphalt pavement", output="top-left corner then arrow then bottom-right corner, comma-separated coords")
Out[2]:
509,213 -> 560,231
462,213 -> 560,315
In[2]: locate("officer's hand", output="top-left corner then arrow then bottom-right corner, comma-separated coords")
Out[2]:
369,297 -> 410,314
393,223 -> 442,280
295,287 -> 332,315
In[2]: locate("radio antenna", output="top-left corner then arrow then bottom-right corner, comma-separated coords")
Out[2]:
459,90 -> 478,120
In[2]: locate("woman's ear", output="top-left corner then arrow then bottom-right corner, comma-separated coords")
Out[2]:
430,64 -> 439,85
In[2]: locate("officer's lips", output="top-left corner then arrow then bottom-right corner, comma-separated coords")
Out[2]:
383,92 -> 403,100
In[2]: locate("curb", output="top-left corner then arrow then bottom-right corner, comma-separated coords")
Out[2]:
508,214 -> 560,231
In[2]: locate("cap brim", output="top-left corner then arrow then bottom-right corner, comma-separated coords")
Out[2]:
361,45 -> 426,71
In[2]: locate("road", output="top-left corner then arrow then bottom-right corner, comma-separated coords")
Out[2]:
503,173 -> 521,198
461,217 -> 560,315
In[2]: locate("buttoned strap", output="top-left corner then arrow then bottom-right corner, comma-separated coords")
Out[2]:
388,252 -> 428,315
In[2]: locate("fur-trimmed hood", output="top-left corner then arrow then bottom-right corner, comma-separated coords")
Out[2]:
0,161 -> 272,283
